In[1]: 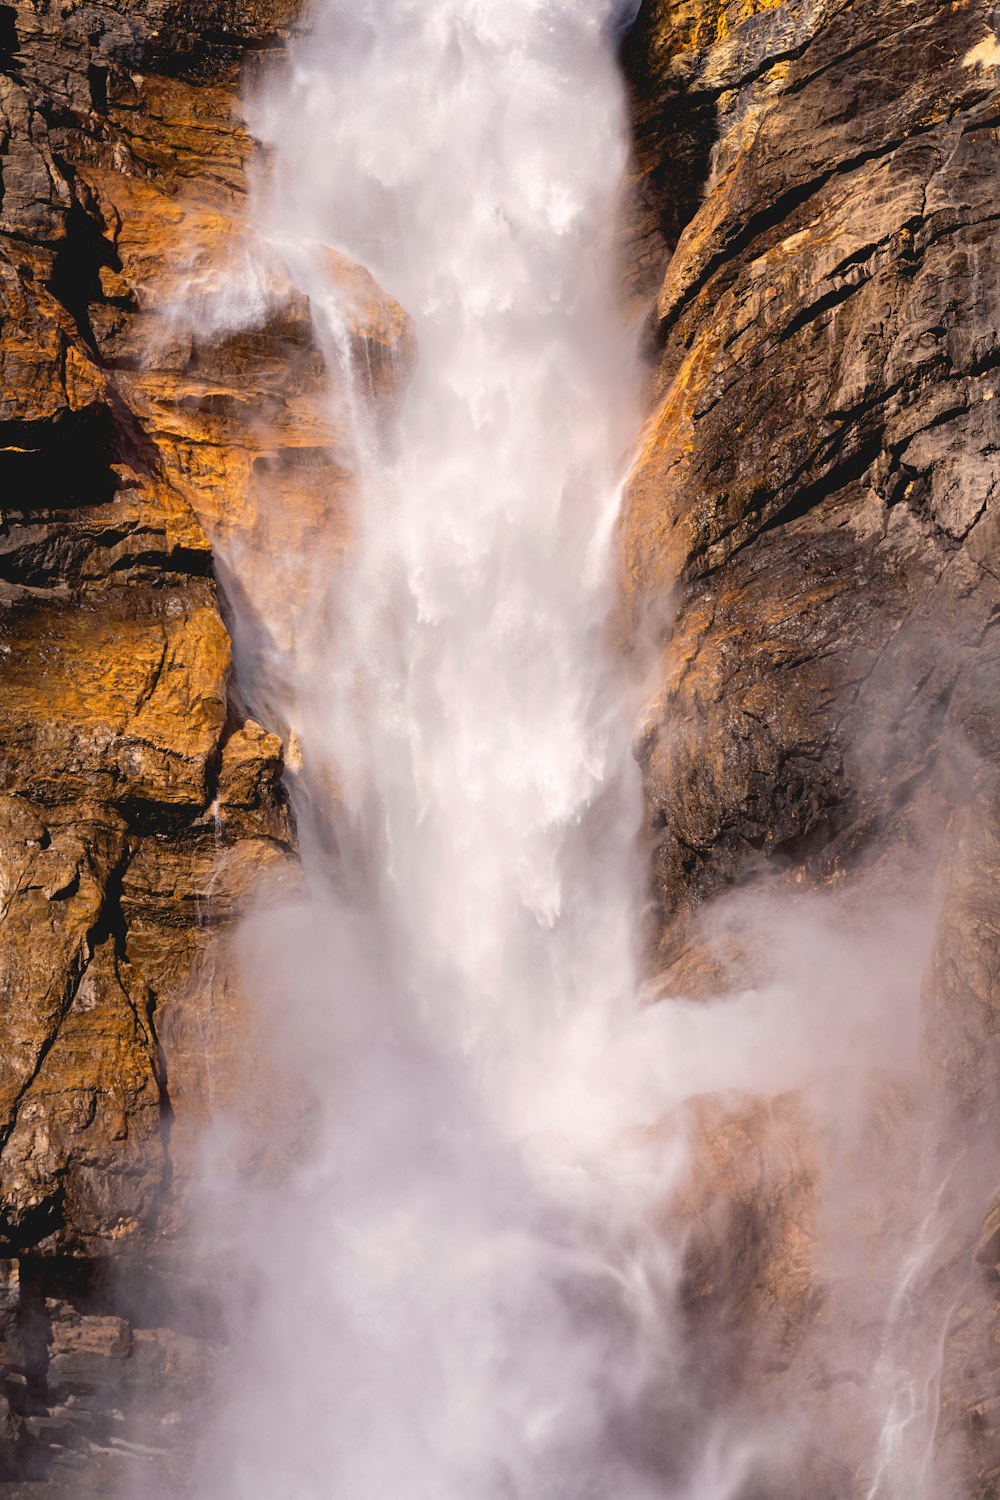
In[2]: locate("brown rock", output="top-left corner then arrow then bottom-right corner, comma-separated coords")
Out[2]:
0,593 -> 228,809
624,0 -> 1000,952
624,1 -> 1000,1492
673,1089 -> 819,1366
0,0 -> 322,1484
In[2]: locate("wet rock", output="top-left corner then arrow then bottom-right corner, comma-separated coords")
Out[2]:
0,0 -> 322,1487
624,0 -> 1000,1492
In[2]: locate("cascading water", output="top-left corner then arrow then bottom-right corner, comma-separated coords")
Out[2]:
189,3 -> 701,1497
249,0 -> 648,1126
171,6 -> 963,1499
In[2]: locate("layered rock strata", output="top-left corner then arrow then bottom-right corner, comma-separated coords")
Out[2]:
0,0 -> 998,1495
623,1 -> 1000,1493
0,3 -> 412,1492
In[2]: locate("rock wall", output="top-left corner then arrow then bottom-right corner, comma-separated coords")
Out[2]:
0,0 -> 410,1483
623,0 -> 1000,1493
0,3 -> 312,1492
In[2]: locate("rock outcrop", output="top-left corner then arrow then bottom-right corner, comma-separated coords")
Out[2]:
0,2 -> 413,1492
0,0 -> 998,1494
623,0 -> 1000,1493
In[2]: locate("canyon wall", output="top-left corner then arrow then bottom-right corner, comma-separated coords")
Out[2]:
622,0 -> 1000,1494
0,3 -> 306,1491
0,0 -> 997,1495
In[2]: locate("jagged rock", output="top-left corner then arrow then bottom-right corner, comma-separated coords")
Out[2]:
0,0 -> 326,1487
624,0 -> 1000,1492
0,0 -> 995,1492
623,0 -> 1000,946
622,0 -> 1000,1172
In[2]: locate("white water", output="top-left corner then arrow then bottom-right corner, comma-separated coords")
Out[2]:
192,4 -> 697,1497
240,0 -> 664,1192
176,6 -> 962,1498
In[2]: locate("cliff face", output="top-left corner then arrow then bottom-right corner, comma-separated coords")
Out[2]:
623,0 -> 1000,1492
0,3 -> 307,1492
0,0 -> 418,1481
625,0 -> 1000,946
0,0 -> 998,1495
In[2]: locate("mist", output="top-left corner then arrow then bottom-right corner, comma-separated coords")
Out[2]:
185,2 -> 672,1495
160,3 -> 983,1498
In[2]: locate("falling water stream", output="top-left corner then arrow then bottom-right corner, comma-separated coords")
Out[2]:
180,4 -> 963,1497
191,3 -> 695,1497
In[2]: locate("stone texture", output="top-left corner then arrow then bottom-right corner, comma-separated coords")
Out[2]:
0,0 -> 997,1493
623,0 -> 1000,1493
0,0 -> 414,1490
624,0 -> 1000,954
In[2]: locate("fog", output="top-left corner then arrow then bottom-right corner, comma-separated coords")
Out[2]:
164,4 -> 979,1497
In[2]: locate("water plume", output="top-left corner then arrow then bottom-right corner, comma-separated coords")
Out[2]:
166,5 -> 979,1499
185,3 -> 690,1497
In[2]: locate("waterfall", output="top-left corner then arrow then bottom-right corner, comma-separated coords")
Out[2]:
168,5 -> 961,1497
189,3 -> 694,1496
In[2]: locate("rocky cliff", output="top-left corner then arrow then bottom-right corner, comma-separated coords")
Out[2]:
0,0 -> 997,1495
622,0 -> 1000,1493
0,0 -> 419,1483
0,2 -> 309,1492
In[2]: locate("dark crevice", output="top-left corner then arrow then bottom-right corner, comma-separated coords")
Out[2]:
692,428 -> 887,586
759,431 -> 886,534
46,191 -> 120,352
0,5 -> 18,72
15,1273 -> 55,1417
0,1188 -> 65,1262
923,209 -> 1000,253
663,148 -> 898,341
627,89 -> 719,265
961,109 -> 1000,139
777,276 -> 868,344
107,388 -> 163,480
87,62 -> 109,111
659,87 -> 995,344
0,410 -> 121,516
107,544 -> 214,578
89,851 -> 129,963
887,399 -> 973,470
19,1254 -> 225,1343
112,9 -> 292,84
112,800 -> 202,839
827,240 -> 887,281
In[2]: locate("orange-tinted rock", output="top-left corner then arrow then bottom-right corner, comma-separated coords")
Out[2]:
0,1 -> 320,1484
0,0 -> 421,1478
0,939 -> 164,1254
0,593 -> 228,809
0,0 -> 997,1493
623,0 -> 1000,946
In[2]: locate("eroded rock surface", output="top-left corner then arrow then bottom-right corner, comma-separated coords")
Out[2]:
0,0 -> 998,1493
624,0 -> 1000,1492
0,0 -> 400,1490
